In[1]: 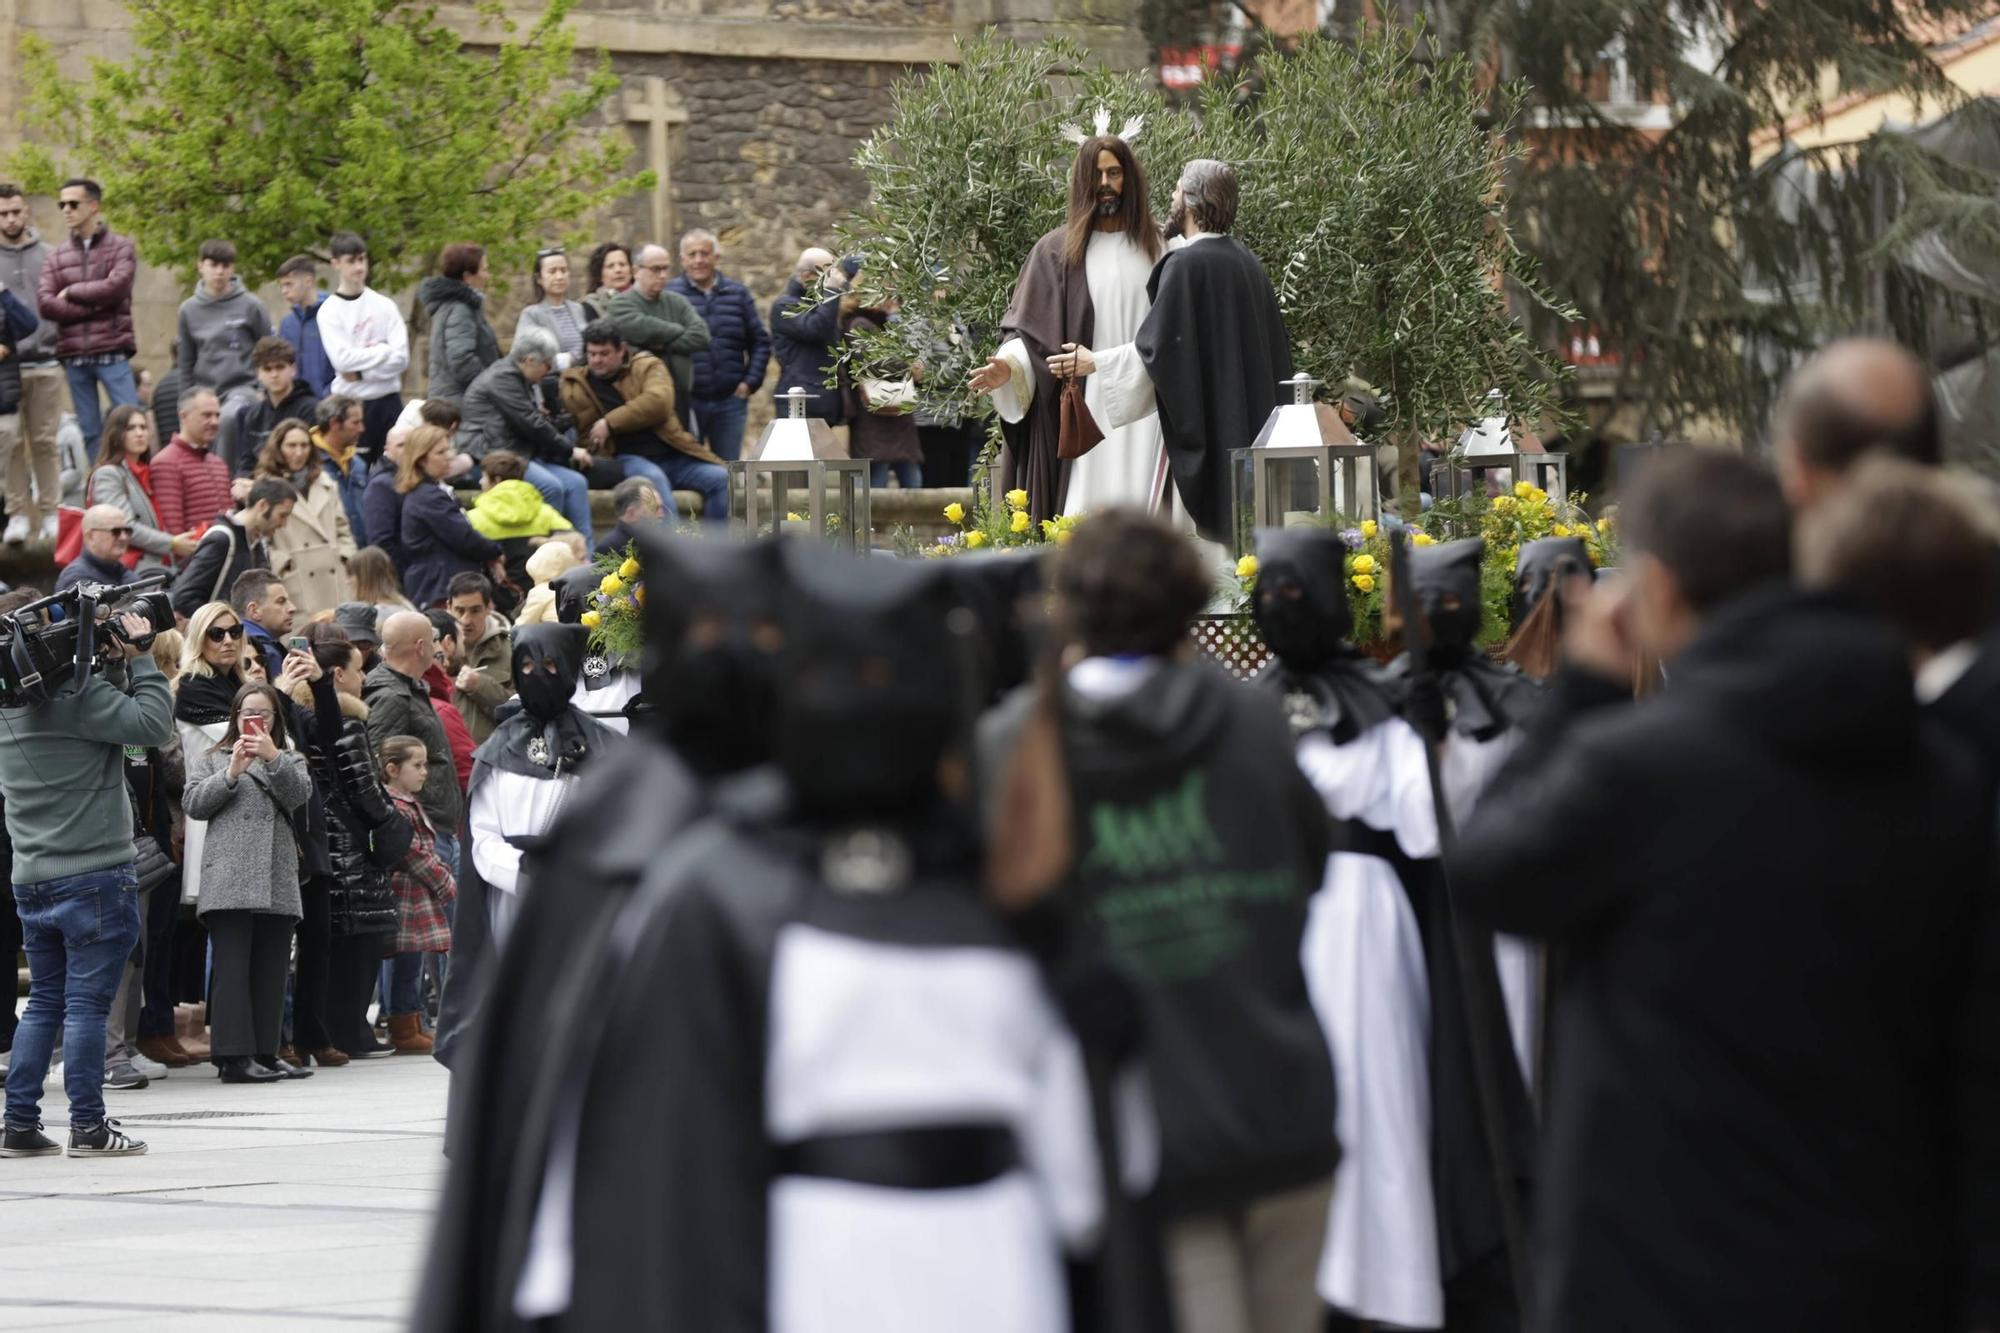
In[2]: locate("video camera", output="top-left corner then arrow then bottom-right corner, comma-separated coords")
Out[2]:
0,572 -> 174,709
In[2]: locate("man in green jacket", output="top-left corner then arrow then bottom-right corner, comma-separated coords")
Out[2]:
0,607 -> 173,1160
608,245 -> 711,428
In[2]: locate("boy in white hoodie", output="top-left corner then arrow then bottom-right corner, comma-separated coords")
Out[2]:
317,231 -> 408,463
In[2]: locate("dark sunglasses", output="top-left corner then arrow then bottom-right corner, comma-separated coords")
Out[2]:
90,525 -> 133,538
55,200 -> 84,210
205,623 -> 246,643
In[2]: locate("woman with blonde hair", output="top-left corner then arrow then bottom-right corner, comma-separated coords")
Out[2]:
350,546 -> 416,625
398,424 -> 503,607
255,420 -> 355,617
175,602 -> 254,911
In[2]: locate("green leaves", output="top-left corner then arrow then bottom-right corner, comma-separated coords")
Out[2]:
13,0 -> 643,289
836,27 -> 1568,465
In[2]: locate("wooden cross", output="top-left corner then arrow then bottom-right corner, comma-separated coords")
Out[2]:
623,75 -> 688,248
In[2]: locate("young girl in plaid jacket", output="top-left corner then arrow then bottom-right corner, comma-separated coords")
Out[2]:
379,735 -> 456,957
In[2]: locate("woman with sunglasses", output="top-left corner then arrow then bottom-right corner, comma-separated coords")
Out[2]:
174,603 -> 255,912
182,680 -> 313,1083
86,404 -> 198,572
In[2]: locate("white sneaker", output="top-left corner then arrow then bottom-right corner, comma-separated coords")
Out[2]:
35,513 -> 57,543
2,514 -> 28,544
128,1052 -> 168,1080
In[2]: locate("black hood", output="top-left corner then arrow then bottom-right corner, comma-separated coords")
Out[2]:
417,275 -> 483,313
1251,528 -> 1393,741
775,543 -> 966,822
938,548 -> 1049,704
1512,536 -> 1592,628
636,530 -> 787,776
551,564 -> 596,626
1671,584 -> 1918,763
1408,536 -> 1485,651
511,623 -> 588,722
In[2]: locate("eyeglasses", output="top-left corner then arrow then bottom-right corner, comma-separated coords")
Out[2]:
205,624 -> 246,643
55,200 -> 84,211
640,262 -> 672,273
89,526 -> 133,538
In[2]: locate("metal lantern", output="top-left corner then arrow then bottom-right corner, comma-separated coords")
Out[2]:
1229,374 -> 1382,555
1434,388 -> 1569,501
730,387 -> 873,550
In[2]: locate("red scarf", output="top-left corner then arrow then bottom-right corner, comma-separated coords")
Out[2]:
126,457 -> 154,502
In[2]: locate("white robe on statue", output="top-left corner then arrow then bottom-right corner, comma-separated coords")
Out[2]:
992,230 -> 1186,525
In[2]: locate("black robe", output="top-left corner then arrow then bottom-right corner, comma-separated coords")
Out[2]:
1134,235 -> 1293,542
413,741 -> 703,1333
998,228 -> 1091,524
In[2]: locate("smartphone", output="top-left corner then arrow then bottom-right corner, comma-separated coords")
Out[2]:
285,635 -> 310,652
241,714 -> 268,740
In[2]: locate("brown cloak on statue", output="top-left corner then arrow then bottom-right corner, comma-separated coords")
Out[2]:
997,227 -> 1094,525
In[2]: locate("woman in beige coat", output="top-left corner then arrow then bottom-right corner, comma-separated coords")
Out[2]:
255,421 -> 355,617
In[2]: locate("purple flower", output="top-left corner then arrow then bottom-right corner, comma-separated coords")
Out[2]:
939,532 -> 963,547
1339,528 -> 1366,549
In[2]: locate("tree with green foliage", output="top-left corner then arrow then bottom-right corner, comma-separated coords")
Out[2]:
836,27 -> 1568,496
12,0 -> 645,288
1137,0 -> 2000,456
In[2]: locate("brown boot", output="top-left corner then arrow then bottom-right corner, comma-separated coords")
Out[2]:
277,1044 -> 302,1069
313,1047 -> 352,1068
163,1036 -> 200,1065
136,1036 -> 191,1069
386,1014 -> 433,1055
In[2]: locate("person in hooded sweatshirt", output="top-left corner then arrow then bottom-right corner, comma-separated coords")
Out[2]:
1453,447 -> 2000,1333
175,240 -> 273,402
415,530 -> 790,1330
1248,528 -> 1445,1332
981,507 -> 1336,1333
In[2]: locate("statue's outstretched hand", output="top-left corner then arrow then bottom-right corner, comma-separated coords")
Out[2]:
970,355 -> 1011,395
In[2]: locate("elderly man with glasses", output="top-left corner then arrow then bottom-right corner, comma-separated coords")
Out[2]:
606,244 -> 710,429
55,503 -> 138,592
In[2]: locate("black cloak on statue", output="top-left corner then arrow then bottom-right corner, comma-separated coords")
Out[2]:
1134,235 -> 1293,542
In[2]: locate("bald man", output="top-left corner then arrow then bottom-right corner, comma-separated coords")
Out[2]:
55,503 -> 138,591
607,244 -> 711,428
770,246 -> 856,426
363,610 -> 463,835
1772,337 -> 1940,511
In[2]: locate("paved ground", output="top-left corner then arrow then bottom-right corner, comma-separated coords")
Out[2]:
0,1052 -> 446,1330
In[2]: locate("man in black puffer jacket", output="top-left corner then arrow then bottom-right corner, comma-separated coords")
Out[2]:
668,229 -> 770,462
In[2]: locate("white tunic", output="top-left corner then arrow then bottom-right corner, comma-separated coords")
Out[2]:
467,766 -> 577,947
1295,722 -> 1443,1329
992,231 -> 1184,524
765,924 -> 1101,1333
570,670 -> 639,736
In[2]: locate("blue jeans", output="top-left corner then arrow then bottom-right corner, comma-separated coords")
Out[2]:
612,455 -> 673,504
522,461 -> 592,545
5,865 -> 140,1131
869,460 -> 921,489
657,451 -> 730,521
62,358 -> 138,455
691,394 -> 749,463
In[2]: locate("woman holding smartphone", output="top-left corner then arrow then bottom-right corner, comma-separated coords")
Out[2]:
181,682 -> 314,1084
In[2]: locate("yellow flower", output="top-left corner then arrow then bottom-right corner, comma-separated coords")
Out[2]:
599,574 -> 624,598
1552,523 -> 1570,538
1596,517 -> 1611,533
618,557 -> 640,581
1492,495 -> 1516,512
1514,480 -> 1532,498
1055,528 -> 1073,546
1236,555 -> 1260,580
943,502 -> 966,525
1005,488 -> 1030,511
1351,553 -> 1377,575
1352,573 -> 1376,593
1360,519 -> 1378,539
580,610 -> 601,629
1413,531 -> 1436,546
965,530 -> 988,549
1527,486 -> 1549,506
1010,509 -> 1032,534
785,511 -> 804,523
1041,519 -> 1059,539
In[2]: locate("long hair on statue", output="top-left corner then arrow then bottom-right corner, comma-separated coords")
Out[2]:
1063,136 -> 1161,271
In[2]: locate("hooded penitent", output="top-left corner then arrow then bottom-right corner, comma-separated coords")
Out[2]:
1511,535 -> 1592,629
940,547 -> 1050,706
477,623 -> 599,777
1389,536 -> 1540,741
776,542 -> 965,823
636,529 -> 787,776
1252,528 -> 1395,743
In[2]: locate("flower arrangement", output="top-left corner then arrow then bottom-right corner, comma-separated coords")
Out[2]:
579,542 -> 645,660
923,489 -> 1082,558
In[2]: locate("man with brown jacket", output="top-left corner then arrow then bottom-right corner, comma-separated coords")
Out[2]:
559,318 -> 728,521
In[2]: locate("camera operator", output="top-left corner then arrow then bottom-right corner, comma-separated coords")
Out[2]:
0,600 -> 173,1160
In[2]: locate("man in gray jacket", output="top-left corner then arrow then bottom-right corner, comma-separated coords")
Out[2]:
0,185 -> 64,545
363,611 -> 463,839
0,606 -> 173,1160
175,239 -> 274,402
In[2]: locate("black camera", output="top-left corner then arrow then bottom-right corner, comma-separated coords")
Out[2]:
0,573 -> 174,708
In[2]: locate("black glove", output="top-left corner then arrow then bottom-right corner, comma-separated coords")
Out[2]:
1402,669 -> 1449,745
335,731 -> 395,827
